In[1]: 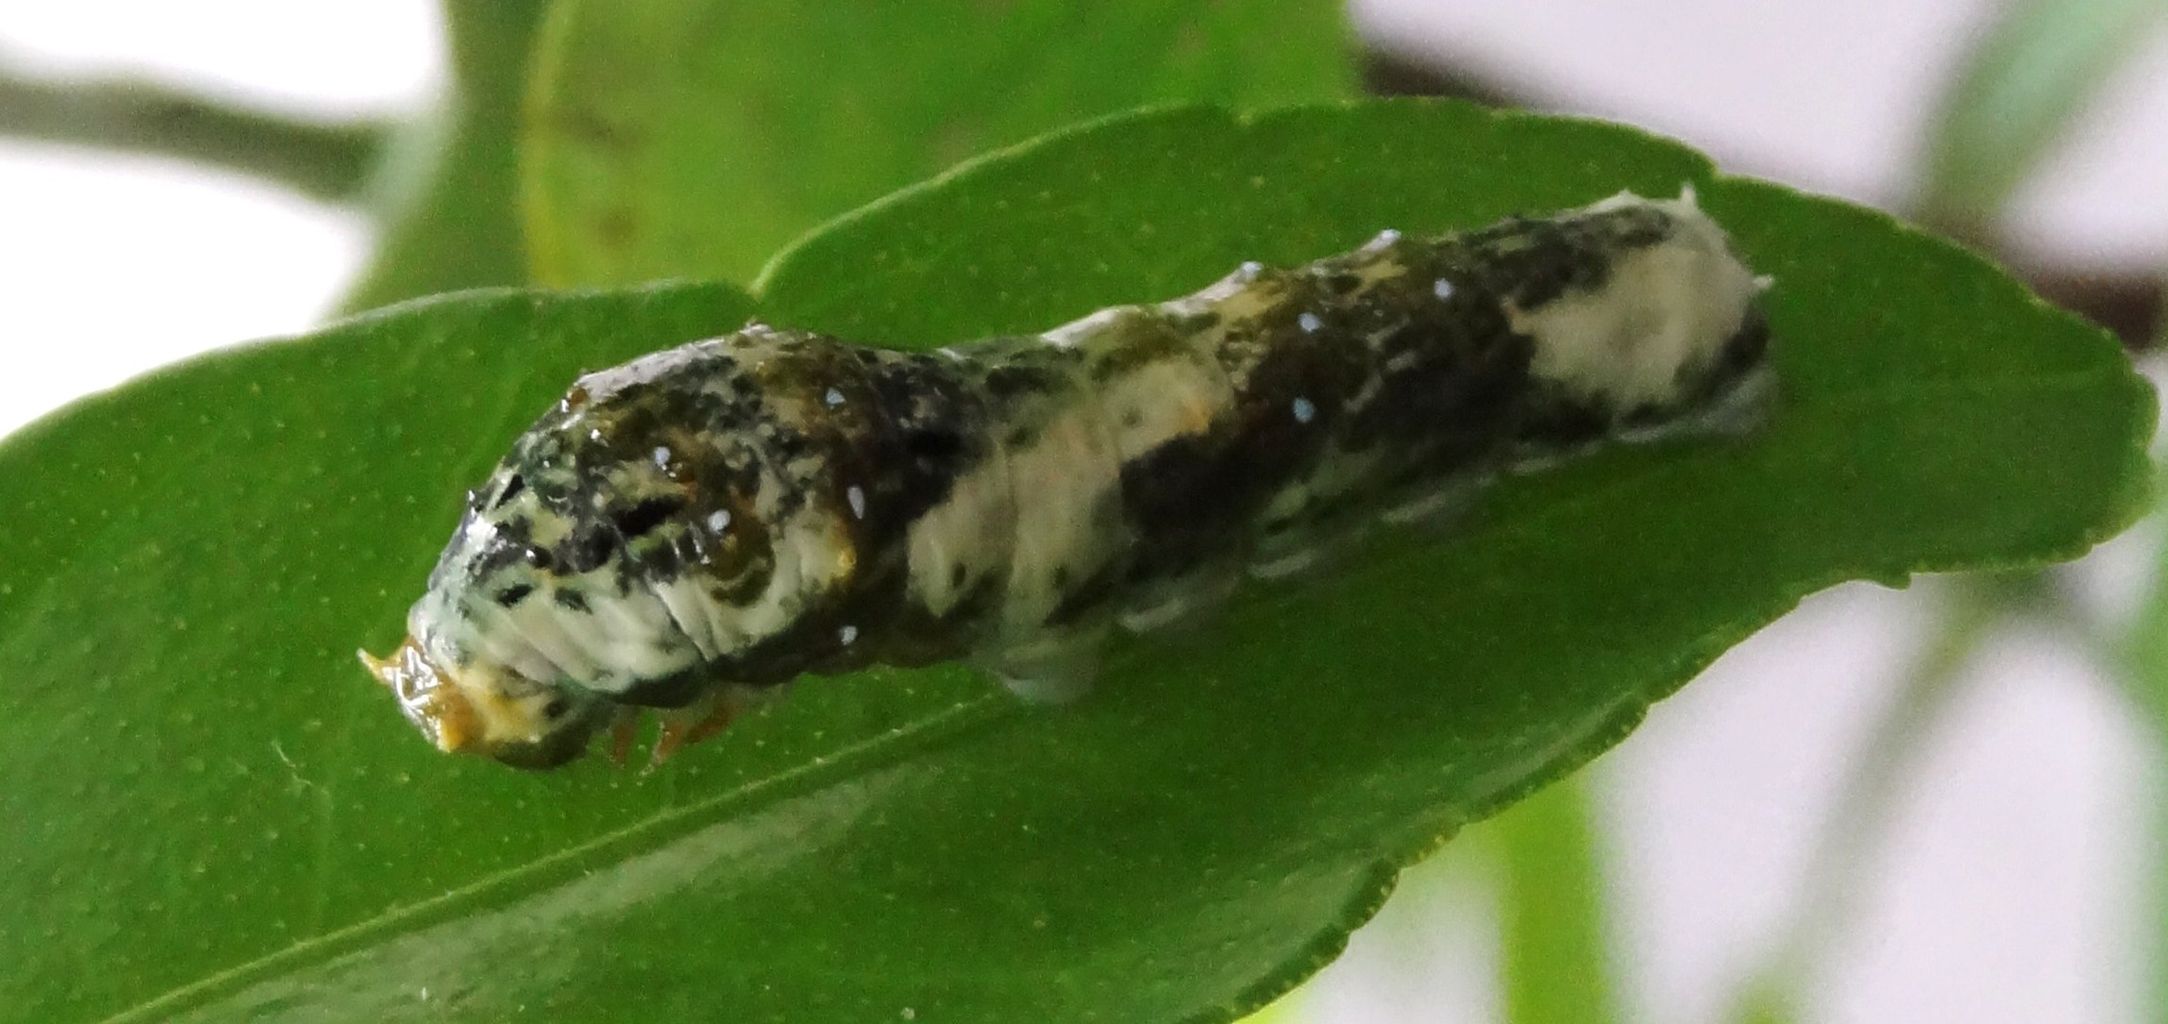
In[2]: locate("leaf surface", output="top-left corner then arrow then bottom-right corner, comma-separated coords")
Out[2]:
521,0 -> 1353,286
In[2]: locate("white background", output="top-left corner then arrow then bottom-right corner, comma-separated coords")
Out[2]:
1,2 -> 2162,1022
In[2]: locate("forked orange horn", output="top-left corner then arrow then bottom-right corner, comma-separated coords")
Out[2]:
357,639 -> 479,754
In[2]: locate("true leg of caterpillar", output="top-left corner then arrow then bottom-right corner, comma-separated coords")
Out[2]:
594,684 -> 769,769
605,706 -> 642,767
646,689 -> 732,763
648,708 -> 732,769
645,688 -> 749,769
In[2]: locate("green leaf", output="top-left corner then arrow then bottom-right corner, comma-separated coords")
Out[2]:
1916,0 -> 2168,228
1493,779 -> 1619,1024
2123,511 -> 2168,1024
521,0 -> 1354,287
3,100 -> 2151,1024
337,2 -> 553,312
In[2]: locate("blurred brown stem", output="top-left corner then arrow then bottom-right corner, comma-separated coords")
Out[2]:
2022,266 -> 2165,352
1360,46 -> 1519,107
0,60 -> 393,203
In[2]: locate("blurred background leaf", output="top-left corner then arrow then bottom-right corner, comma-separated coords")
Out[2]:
1492,779 -> 1620,1024
1915,0 -> 2168,237
336,0 -> 551,311
2123,544 -> 2168,1024
520,0 -> 1354,287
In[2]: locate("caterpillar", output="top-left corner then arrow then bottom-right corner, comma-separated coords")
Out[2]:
361,190 -> 1773,769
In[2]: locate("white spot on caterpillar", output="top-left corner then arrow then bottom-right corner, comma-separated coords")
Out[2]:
1298,312 -> 1323,333
706,510 -> 732,533
847,484 -> 867,520
650,446 -> 672,468
1291,396 -> 1317,424
839,624 -> 859,645
1433,278 -> 1455,301
823,387 -> 846,408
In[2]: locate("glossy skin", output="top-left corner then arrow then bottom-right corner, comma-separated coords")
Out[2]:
362,191 -> 1773,768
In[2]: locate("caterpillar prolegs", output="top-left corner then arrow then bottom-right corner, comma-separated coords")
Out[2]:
361,190 -> 1773,768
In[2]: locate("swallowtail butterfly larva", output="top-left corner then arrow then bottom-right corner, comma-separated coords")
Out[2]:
362,189 -> 1774,768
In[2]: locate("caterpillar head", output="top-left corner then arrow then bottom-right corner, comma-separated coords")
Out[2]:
367,332 -> 862,767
